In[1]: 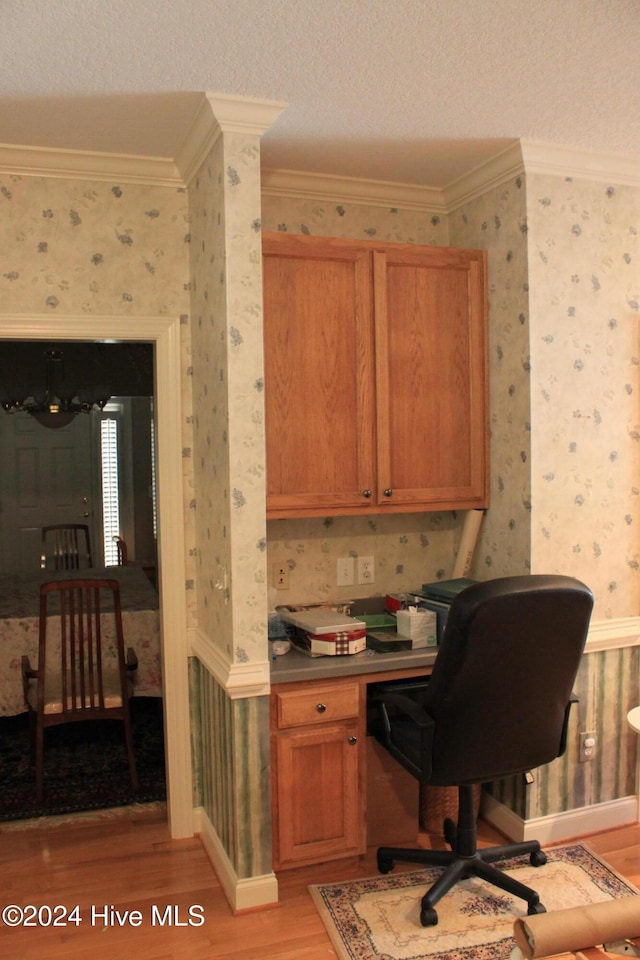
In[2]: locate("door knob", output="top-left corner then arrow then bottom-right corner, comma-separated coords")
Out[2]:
362,489 -> 372,498
383,489 -> 393,497
347,736 -> 358,745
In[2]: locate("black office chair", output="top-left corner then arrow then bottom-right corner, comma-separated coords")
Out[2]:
369,575 -> 594,927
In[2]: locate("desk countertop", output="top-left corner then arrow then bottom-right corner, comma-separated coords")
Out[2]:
270,643 -> 438,684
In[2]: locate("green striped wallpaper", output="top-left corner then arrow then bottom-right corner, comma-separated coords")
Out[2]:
489,645 -> 640,819
190,657 -> 273,879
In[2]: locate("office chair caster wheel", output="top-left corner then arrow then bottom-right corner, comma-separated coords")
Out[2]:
527,901 -> 546,916
420,907 -> 438,927
530,850 -> 547,867
377,855 -> 394,874
443,818 -> 457,849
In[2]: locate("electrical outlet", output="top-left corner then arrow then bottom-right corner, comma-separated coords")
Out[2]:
336,557 -> 355,587
273,563 -> 289,590
579,730 -> 596,762
357,555 -> 375,584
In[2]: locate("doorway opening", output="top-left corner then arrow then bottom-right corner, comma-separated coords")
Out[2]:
0,314 -> 192,839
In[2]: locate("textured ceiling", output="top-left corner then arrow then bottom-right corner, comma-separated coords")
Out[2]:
1,0 -> 638,187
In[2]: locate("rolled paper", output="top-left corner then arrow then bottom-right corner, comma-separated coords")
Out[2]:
452,509 -> 484,578
512,897 -> 640,959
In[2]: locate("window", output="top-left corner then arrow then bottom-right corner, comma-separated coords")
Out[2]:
101,417 -> 120,566
150,407 -> 158,538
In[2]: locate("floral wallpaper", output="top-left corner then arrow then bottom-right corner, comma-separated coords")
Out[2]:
263,195 -> 449,246
526,175 -> 640,619
189,137 -> 234,657
189,133 -> 269,665
450,177 -> 532,582
0,174 -> 189,317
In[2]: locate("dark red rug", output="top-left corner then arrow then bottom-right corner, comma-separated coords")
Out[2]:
0,697 -> 166,821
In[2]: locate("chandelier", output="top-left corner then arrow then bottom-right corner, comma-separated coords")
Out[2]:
0,349 -> 111,429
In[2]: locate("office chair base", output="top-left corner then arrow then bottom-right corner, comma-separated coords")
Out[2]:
378,845 -> 547,926
377,783 -> 548,927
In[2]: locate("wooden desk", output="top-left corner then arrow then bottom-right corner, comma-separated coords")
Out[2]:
0,565 -> 162,716
270,656 -> 434,871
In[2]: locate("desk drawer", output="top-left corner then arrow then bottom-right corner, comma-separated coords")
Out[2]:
275,682 -> 360,728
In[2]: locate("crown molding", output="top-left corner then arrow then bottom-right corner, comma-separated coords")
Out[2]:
519,139 -> 640,187
175,93 -> 287,186
443,141 -> 525,210
0,142 -> 182,186
205,92 -> 287,136
0,133 -> 637,203
174,95 -> 222,186
261,167 -> 446,213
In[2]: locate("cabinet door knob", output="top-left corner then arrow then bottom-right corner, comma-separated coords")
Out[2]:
316,703 -> 327,713
383,488 -> 393,498
347,736 -> 358,745
362,489 -> 372,498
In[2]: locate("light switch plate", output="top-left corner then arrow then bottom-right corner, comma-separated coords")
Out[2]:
336,557 -> 355,586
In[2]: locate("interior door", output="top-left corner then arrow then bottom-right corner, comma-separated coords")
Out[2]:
0,412 -> 95,571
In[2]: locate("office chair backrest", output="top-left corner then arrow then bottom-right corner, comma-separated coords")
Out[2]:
41,523 -> 93,571
422,575 -> 594,785
36,578 -> 128,717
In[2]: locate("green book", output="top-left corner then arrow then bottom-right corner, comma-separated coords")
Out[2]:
420,578 -> 477,603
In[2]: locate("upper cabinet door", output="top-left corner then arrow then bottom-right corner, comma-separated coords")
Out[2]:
373,245 -> 489,510
263,234 -> 377,518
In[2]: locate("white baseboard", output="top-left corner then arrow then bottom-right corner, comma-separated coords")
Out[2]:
482,792 -> 639,844
193,807 -> 279,911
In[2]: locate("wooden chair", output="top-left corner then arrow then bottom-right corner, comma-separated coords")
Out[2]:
113,535 -> 129,565
22,578 -> 138,802
40,524 -> 93,571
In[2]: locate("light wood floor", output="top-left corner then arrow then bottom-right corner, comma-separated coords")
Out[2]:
0,803 -> 638,960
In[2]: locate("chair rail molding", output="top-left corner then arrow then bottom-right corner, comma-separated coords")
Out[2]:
585,616 -> 640,654
189,625 -> 271,699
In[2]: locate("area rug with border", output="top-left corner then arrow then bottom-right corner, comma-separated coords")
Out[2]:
309,842 -> 639,960
0,696 -> 166,822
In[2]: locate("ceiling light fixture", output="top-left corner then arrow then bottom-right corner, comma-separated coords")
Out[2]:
0,349 -> 111,429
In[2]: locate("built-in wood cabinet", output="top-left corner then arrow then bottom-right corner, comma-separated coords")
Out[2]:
270,678 -> 365,870
262,233 -> 489,519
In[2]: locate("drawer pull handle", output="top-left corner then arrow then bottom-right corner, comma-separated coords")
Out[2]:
348,736 -> 358,745
316,703 -> 327,713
